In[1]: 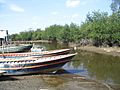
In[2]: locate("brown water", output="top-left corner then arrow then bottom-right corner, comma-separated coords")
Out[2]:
39,43 -> 120,86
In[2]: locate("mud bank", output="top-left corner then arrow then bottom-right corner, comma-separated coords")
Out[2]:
77,46 -> 120,57
0,73 -> 113,90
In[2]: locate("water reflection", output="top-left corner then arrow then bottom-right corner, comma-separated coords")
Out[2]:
64,50 -> 120,85
36,43 -> 120,85
36,42 -> 68,50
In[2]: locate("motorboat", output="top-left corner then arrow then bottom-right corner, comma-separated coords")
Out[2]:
0,48 -> 71,58
0,44 -> 33,53
0,53 -> 77,75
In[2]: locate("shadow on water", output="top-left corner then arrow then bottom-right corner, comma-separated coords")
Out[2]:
54,69 -> 84,75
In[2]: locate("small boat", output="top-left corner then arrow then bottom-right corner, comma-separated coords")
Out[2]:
31,47 -> 44,52
0,44 -> 33,53
0,30 -> 33,53
0,53 -> 77,75
30,44 -> 46,52
0,48 -> 71,58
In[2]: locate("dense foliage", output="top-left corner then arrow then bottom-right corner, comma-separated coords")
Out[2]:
11,1 -> 120,47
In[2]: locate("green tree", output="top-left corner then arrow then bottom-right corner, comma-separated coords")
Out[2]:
62,24 -> 70,44
69,23 -> 79,42
45,24 -> 63,42
110,0 -> 120,12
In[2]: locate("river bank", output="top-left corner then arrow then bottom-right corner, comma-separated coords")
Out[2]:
75,46 -> 120,57
0,71 -> 114,90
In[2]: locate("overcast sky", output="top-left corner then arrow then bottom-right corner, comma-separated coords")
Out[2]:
0,0 -> 112,34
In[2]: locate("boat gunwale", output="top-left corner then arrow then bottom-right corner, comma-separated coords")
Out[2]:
0,53 -> 77,63
0,59 -> 70,70
0,48 -> 70,56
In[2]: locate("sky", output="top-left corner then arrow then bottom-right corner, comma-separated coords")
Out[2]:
0,0 -> 112,34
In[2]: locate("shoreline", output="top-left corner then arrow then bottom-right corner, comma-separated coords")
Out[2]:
0,73 -> 114,90
76,46 -> 120,57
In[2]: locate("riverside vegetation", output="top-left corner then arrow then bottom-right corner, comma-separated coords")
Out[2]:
11,0 -> 120,47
